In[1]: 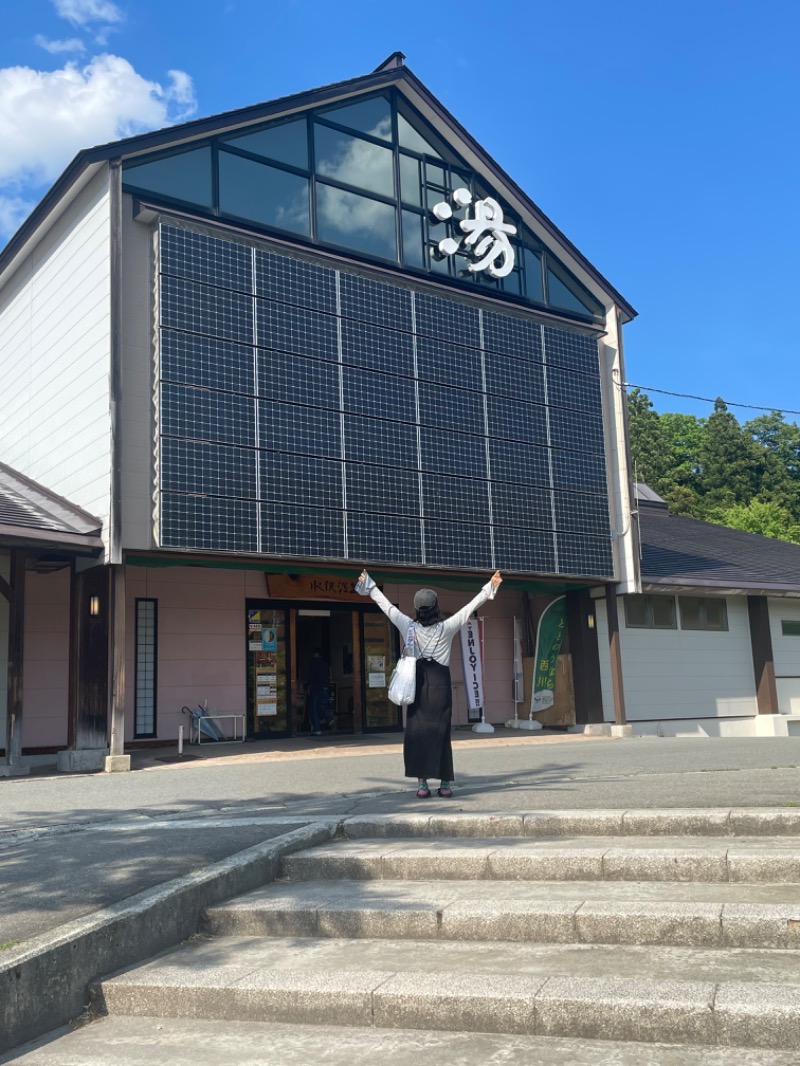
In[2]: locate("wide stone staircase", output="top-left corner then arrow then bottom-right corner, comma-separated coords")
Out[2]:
11,810 -> 800,1064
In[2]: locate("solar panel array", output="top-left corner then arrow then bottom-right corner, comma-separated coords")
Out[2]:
158,223 -> 614,577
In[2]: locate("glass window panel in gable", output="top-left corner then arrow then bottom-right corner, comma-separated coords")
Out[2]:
547,266 -> 603,319
399,154 -> 422,206
218,151 -> 310,236
314,124 -> 394,197
318,96 -> 392,142
397,112 -> 441,158
523,248 -> 544,303
316,183 -> 397,261
401,210 -> 425,269
223,119 -> 309,169
123,147 -> 213,207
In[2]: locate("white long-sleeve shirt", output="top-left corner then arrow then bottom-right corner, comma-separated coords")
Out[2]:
359,575 -> 497,667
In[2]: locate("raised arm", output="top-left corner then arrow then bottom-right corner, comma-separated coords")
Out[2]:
441,571 -> 503,637
356,570 -> 413,639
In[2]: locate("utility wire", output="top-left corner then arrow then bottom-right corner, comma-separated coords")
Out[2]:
619,381 -> 800,418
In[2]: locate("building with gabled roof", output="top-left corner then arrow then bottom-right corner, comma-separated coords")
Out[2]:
590,486 -> 800,737
1,54 -> 644,769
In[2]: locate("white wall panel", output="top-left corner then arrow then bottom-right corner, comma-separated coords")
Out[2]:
596,594 -> 757,722
0,169 -> 112,536
769,599 -> 800,713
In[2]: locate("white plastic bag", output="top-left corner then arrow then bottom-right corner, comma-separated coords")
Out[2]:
388,655 -> 417,706
388,623 -> 417,706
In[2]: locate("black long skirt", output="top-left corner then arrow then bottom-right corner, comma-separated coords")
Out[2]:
403,658 -> 454,781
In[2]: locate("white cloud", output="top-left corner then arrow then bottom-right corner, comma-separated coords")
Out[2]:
0,55 -> 197,186
0,195 -> 37,238
53,0 -> 124,25
35,35 -> 86,54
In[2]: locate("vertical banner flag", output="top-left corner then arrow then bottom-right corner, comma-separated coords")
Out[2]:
459,615 -> 484,713
513,616 -> 524,704
530,596 -> 567,716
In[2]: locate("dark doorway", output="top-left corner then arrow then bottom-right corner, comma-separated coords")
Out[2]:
72,566 -> 110,750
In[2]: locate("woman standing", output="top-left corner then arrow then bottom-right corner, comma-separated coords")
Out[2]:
356,570 -> 503,797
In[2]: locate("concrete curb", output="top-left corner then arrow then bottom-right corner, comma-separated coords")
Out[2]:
0,819 -> 339,1055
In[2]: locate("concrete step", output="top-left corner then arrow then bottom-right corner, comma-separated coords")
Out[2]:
7,1015 -> 800,1066
342,808 -> 800,839
93,934 -> 800,1050
282,836 -> 800,884
204,878 -> 800,949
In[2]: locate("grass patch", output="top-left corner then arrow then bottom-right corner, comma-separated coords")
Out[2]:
0,940 -> 20,951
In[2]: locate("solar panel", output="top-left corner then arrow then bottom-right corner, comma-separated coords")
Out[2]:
157,221 -> 613,577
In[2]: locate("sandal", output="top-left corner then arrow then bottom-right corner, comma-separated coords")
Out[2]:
416,787 -> 431,798
437,787 -> 453,798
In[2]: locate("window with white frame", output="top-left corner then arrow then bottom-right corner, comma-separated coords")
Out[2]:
781,620 -> 800,636
623,594 -> 676,629
679,597 -> 728,631
134,599 -> 157,737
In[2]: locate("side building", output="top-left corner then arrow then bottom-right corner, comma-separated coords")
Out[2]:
592,485 -> 800,737
0,55 -> 640,769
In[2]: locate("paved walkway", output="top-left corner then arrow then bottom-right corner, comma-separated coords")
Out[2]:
1,732 -> 799,947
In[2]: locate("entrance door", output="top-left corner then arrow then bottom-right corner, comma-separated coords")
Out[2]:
246,600 -> 402,738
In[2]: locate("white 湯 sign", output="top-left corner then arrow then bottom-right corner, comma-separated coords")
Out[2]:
432,188 -> 517,278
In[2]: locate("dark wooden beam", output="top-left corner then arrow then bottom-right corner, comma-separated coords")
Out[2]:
605,585 -> 627,726
106,564 -> 128,767
0,572 -> 12,604
4,549 -> 27,768
566,590 -> 603,724
747,595 -> 779,715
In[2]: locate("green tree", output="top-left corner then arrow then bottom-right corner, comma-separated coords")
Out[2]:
709,500 -> 800,544
744,411 -> 800,520
697,399 -> 758,512
626,389 -> 673,496
658,411 -> 707,516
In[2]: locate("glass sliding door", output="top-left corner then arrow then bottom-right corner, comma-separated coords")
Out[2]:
247,607 -> 290,737
362,610 -> 402,731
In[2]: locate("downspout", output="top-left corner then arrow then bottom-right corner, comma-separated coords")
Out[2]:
106,158 -> 130,771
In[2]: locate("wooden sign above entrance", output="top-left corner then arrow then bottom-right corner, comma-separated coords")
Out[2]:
266,573 -> 365,601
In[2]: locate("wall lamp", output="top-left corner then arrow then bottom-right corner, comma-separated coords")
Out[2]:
89,595 -> 100,617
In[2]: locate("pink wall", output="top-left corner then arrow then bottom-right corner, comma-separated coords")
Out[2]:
22,568 -> 71,748
124,566 -> 261,741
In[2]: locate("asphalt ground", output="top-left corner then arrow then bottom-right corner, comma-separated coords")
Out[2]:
1,731 -> 800,947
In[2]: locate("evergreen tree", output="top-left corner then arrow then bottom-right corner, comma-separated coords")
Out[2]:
658,411 -> 706,516
626,389 -> 672,495
697,399 -> 758,512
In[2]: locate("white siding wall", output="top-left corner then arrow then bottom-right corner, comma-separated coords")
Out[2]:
770,598 -> 800,714
596,594 -> 758,725
0,169 -> 112,534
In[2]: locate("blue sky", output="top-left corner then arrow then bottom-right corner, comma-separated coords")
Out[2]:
1,0 -> 798,420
